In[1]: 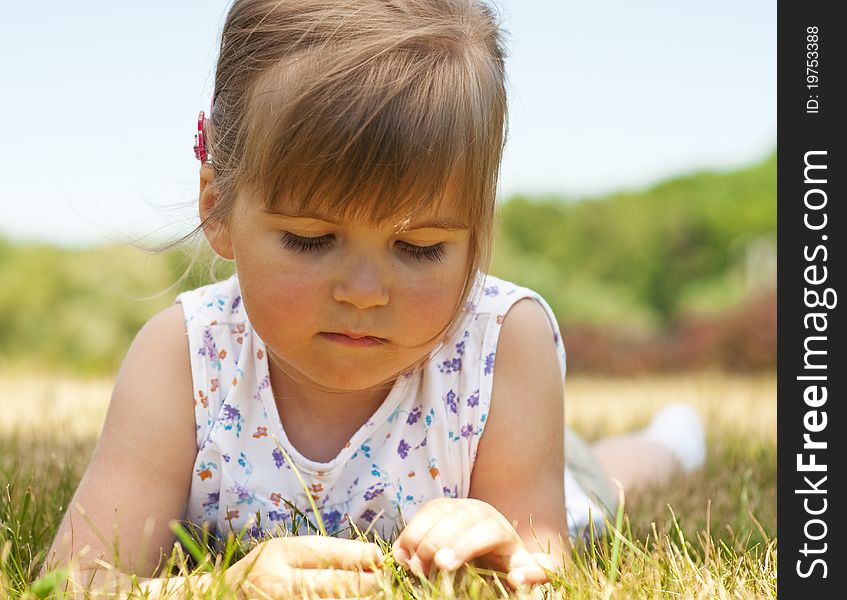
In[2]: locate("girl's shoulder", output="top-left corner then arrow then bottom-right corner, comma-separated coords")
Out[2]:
428,272 -> 565,373
471,273 -> 539,312
457,272 -> 566,376
174,273 -> 246,328
470,273 -> 560,334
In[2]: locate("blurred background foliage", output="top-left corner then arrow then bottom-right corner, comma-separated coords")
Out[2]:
0,152 -> 774,377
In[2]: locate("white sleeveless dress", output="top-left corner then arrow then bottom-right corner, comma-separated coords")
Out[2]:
175,272 -> 610,546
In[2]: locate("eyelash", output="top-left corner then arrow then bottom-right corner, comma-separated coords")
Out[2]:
279,233 -> 447,263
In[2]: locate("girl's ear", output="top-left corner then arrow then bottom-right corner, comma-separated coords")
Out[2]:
199,165 -> 235,260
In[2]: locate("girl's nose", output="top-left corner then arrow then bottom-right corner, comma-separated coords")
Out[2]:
332,259 -> 390,309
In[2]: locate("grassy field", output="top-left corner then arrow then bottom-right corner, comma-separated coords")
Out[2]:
0,372 -> 776,598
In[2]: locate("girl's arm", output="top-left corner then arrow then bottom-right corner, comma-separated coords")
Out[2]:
42,304 -> 198,586
467,297 -> 569,561
390,299 -> 568,588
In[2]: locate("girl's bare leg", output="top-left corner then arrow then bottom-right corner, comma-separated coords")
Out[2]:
590,436 -> 680,495
589,404 -> 706,497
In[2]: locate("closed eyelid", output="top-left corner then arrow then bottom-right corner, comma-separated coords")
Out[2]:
287,232 -> 441,247
279,231 -> 446,262
280,228 -> 453,245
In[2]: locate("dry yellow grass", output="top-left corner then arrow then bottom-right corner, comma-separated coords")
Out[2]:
0,372 -> 113,437
566,372 -> 775,440
0,370 -> 775,441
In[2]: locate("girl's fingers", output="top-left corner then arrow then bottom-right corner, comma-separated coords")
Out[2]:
272,536 -> 385,571
391,499 -> 456,560
244,567 -> 383,599
505,550 -> 559,589
292,567 -> 384,597
429,517 -> 520,572
400,504 -> 477,570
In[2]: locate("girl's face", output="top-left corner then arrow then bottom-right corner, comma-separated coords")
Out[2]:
225,191 -> 472,392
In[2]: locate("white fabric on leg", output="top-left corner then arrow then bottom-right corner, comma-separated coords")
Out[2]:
637,404 -> 706,472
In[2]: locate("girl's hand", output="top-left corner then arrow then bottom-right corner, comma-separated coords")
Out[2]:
391,498 -> 559,589
226,535 -> 386,599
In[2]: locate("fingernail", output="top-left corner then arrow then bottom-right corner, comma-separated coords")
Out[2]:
393,546 -> 410,563
408,553 -> 426,577
435,548 -> 460,570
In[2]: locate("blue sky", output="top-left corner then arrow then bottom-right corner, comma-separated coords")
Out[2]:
0,1 -> 775,247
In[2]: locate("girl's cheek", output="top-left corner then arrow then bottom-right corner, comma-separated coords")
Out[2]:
405,280 -> 462,327
261,271 -> 321,310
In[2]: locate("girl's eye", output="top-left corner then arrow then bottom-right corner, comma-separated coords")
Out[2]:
279,233 -> 446,263
397,241 -> 446,263
279,233 -> 334,254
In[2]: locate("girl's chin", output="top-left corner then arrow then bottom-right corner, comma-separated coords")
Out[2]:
287,361 -> 397,393
313,373 -> 398,394
270,349 -> 418,392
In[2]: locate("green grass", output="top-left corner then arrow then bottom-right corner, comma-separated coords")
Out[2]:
0,374 -> 776,598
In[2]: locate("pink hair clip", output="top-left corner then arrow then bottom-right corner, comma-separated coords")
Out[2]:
193,110 -> 208,164
194,95 -> 215,164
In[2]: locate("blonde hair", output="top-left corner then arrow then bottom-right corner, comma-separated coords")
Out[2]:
188,0 -> 508,387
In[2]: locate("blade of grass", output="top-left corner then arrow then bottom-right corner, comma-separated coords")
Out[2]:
603,486 -> 626,597
170,521 -> 210,571
272,438 -> 327,536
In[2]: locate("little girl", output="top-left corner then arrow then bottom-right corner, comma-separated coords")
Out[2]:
45,0 -> 705,596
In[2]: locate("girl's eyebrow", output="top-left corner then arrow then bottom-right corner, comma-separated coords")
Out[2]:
262,207 -> 469,231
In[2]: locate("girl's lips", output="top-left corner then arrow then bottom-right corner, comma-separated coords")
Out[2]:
320,332 -> 386,347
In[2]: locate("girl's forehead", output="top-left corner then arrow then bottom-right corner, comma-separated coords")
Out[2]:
259,201 -> 469,232
251,169 -> 470,232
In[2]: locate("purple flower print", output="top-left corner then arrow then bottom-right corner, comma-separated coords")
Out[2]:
252,374 -> 270,402
444,390 -> 458,414
435,340 -> 465,373
321,509 -> 343,531
484,352 -> 495,375
438,356 -> 462,374
268,510 -> 286,522
363,485 -> 385,501
442,484 -> 459,498
202,492 -> 220,512
397,439 -> 411,459
466,390 -> 480,407
231,295 -> 242,313
200,328 -> 221,369
272,448 -> 287,469
221,404 -> 244,437
483,285 -> 500,296
406,406 -> 422,425
360,509 -> 377,523
460,423 -> 474,438
228,482 -> 253,503
222,404 -> 240,420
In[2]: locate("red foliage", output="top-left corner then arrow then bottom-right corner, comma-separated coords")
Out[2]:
561,287 -> 776,375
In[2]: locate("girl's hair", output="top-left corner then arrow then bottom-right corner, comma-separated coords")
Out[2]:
184,0 -> 508,388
